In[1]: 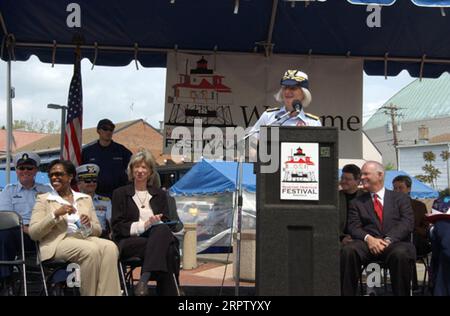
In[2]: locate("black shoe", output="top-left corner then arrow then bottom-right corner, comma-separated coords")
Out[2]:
134,281 -> 149,296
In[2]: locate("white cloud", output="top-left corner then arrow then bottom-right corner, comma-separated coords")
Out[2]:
0,56 -> 167,130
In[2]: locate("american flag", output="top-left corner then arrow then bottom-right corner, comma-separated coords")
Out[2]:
62,59 -> 83,166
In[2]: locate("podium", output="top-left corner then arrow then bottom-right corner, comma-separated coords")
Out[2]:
255,126 -> 340,296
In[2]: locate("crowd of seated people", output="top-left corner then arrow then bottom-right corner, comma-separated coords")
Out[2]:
1,147 -> 449,296
339,162 -> 450,296
0,146 -> 182,296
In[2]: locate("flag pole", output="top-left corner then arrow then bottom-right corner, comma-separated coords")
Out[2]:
62,42 -> 83,166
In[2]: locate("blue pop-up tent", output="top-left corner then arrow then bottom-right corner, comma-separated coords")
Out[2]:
384,170 -> 439,199
175,162 -> 437,198
339,169 -> 439,198
2,1 -> 450,76
170,160 -> 256,253
3,0 -> 450,185
170,159 -> 256,196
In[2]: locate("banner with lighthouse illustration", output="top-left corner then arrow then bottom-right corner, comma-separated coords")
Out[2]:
280,142 -> 319,200
163,52 -> 363,159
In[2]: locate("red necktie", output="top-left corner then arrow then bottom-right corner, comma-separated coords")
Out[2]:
373,193 -> 383,225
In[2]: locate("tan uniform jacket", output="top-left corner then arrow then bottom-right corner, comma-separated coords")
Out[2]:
29,192 -> 102,261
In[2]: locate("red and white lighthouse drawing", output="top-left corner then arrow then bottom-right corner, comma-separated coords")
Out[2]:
167,56 -> 235,128
282,146 -> 317,182
280,142 -> 319,201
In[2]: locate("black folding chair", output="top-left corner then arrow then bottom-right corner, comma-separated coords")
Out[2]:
118,240 -> 182,296
0,211 -> 27,296
118,256 -> 142,296
416,252 -> 431,295
35,241 -> 79,296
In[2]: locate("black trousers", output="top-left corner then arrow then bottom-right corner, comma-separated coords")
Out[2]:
118,224 -> 179,296
340,239 -> 416,296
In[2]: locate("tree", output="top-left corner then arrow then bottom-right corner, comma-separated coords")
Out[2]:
416,151 -> 441,189
441,150 -> 450,162
384,162 -> 396,171
12,119 -> 60,133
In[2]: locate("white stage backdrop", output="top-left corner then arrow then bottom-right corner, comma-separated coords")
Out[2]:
163,52 -> 363,159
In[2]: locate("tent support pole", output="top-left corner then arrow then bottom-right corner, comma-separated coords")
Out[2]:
447,144 -> 450,191
264,0 -> 279,57
234,154 -> 244,296
5,56 -> 12,184
0,12 -> 8,37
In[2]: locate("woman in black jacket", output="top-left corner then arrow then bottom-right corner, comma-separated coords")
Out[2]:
111,150 -> 181,296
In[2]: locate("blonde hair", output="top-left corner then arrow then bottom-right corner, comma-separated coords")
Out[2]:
127,150 -> 161,188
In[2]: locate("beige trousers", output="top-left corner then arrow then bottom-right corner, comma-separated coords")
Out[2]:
54,236 -> 121,296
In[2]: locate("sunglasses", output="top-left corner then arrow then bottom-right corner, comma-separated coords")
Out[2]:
49,172 -> 67,178
17,166 -> 35,171
82,179 -> 97,184
100,126 -> 114,132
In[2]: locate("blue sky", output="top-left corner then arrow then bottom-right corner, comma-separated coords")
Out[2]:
0,56 -> 416,130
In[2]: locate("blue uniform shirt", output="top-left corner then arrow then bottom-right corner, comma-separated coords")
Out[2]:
92,194 -> 112,232
249,106 -> 322,139
82,140 -> 132,198
0,182 -> 52,224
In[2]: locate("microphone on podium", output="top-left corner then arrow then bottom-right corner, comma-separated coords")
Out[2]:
274,99 -> 303,121
292,99 -> 303,113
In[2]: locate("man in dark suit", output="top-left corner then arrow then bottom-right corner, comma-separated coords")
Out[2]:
392,175 -> 431,256
340,161 -> 416,296
339,164 -> 364,245
392,175 -> 431,290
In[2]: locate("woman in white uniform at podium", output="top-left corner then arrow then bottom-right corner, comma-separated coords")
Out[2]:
248,69 -> 322,159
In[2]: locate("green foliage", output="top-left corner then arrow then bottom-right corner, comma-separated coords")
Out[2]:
441,150 -> 450,162
418,151 -> 441,189
439,188 -> 450,198
13,119 -> 60,133
423,151 -> 436,163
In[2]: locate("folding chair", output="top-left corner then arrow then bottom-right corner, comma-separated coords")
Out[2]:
0,211 -> 27,296
416,252 -> 431,295
118,256 -> 142,296
35,241 -> 78,296
119,240 -> 182,296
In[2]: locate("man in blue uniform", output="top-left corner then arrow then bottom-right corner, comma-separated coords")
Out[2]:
81,119 -> 132,198
76,163 -> 112,239
0,151 -> 52,294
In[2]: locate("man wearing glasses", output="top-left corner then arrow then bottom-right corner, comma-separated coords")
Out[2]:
76,163 -> 112,239
81,119 -> 132,199
338,164 -> 364,246
0,151 -> 52,294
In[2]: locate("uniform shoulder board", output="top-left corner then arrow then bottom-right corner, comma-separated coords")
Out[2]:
98,196 -> 110,201
266,106 -> 280,113
305,112 -> 320,121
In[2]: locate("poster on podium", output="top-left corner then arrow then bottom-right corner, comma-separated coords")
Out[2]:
280,142 -> 319,201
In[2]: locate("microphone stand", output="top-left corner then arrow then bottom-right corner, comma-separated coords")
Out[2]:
233,109 -> 295,296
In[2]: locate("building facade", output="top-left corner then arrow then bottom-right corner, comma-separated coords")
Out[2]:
398,142 -> 450,191
364,73 -> 450,168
